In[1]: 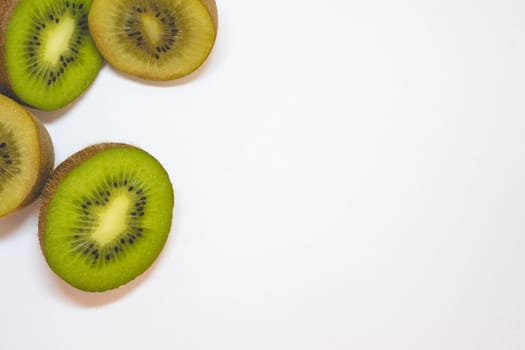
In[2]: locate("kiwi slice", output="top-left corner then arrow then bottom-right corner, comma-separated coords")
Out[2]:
0,93 -> 54,218
89,0 -> 218,81
0,0 -> 103,111
39,143 -> 174,292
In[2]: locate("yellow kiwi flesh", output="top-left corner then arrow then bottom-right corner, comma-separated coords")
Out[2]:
0,94 -> 54,218
88,0 -> 218,81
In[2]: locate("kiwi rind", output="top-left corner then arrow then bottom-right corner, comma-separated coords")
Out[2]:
0,93 -> 55,218
0,0 -> 18,99
0,0 -> 103,110
88,0 -> 218,81
39,142 -> 174,292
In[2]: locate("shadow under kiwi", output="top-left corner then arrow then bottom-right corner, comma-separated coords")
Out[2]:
0,201 -> 38,240
48,226 -> 175,307
110,49 -> 218,87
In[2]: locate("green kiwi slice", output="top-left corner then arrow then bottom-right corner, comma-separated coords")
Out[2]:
0,0 -> 103,111
39,143 -> 174,292
88,0 -> 218,81
0,93 -> 54,218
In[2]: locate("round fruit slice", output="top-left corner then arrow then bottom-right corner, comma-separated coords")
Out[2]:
39,143 -> 174,292
0,94 -> 54,218
0,0 -> 103,111
89,0 -> 218,81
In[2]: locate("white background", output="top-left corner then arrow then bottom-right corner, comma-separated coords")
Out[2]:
2,0 -> 525,349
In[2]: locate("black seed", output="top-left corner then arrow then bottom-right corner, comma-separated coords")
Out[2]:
72,3 -> 76,8
136,8 -> 142,13
89,243 -> 94,248
128,186 -> 134,191
42,23 -> 46,28
156,11 -> 160,17
0,143 -> 5,148
47,80 -> 51,85
86,201 -> 92,206
56,18 -> 60,23
49,14 -> 54,20
83,249 -> 89,254
140,196 -> 146,200
136,232 -> 142,237
66,1 -> 69,7
156,46 -> 161,52
74,235 -> 80,239
131,212 -> 137,216
136,189 -> 143,194
36,42 -> 41,46
36,25 -> 41,30
120,238 -> 125,244
128,239 -> 134,244
105,254 -> 110,261
114,246 -> 119,252
78,3 -> 84,9
52,76 -> 56,82
137,228 -> 143,232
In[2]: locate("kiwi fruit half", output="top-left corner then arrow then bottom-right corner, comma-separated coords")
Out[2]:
0,0 -> 103,111
89,0 -> 217,81
39,143 -> 174,292
0,93 -> 54,218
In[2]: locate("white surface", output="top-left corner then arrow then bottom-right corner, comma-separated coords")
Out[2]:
2,0 -> 525,349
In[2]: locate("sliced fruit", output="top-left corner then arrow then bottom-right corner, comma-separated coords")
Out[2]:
89,0 -> 218,81
0,93 -> 54,218
0,0 -> 103,111
39,143 -> 174,292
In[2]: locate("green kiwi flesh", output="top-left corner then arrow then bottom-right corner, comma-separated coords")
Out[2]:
88,0 -> 217,81
0,0 -> 103,111
0,93 -> 54,218
39,143 -> 174,292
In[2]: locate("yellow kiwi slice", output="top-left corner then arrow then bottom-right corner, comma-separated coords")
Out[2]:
0,94 -> 54,218
88,0 -> 218,81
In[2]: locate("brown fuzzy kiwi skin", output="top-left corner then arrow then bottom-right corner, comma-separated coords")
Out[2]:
0,0 -> 18,99
201,0 -> 218,33
18,109 -> 55,208
0,93 -> 55,218
38,142 -> 131,253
